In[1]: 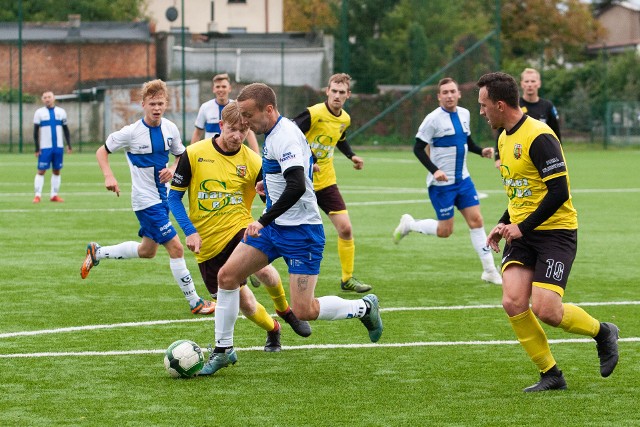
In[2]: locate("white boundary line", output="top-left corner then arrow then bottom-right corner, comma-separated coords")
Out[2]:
2,337 -> 639,358
1,301 -> 638,340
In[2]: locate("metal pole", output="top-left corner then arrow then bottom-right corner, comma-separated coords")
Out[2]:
9,44 -> 12,152
495,0 -> 502,70
181,0 -> 186,142
78,44 -> 82,151
341,0 -> 349,73
281,41 -> 285,114
18,0 -> 23,153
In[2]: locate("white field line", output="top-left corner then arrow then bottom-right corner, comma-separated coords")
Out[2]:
1,301 -> 638,341
2,338 -> 640,359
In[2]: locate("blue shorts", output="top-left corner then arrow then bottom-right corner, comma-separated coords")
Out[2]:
37,148 -> 64,170
244,223 -> 325,275
428,177 -> 480,220
134,203 -> 177,245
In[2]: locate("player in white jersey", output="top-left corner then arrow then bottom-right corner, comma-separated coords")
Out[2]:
32,91 -> 72,203
80,79 -> 215,316
191,73 -> 259,153
392,78 -> 502,285
198,83 -> 383,376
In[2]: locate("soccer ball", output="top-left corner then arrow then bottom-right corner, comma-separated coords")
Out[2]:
163,339 -> 205,378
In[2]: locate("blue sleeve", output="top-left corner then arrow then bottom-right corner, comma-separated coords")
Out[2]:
168,189 -> 197,236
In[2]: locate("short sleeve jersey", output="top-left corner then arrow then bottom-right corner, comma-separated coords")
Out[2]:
303,102 -> 351,191
262,116 -> 322,226
194,99 -> 228,140
105,118 -> 185,212
415,106 -> 472,187
34,106 -> 68,149
498,115 -> 577,230
170,137 -> 262,262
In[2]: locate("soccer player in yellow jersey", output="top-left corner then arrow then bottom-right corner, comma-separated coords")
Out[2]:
477,72 -> 619,392
293,73 -> 372,293
168,102 -> 311,352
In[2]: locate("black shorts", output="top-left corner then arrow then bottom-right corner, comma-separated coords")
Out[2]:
197,229 -> 247,298
502,229 -> 578,295
315,184 -> 347,215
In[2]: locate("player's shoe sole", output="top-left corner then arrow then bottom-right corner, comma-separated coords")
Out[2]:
523,370 -> 567,392
341,277 -> 372,293
80,242 -> 100,279
198,348 -> 238,376
264,320 -> 282,352
481,270 -> 503,285
191,298 -> 216,315
393,214 -> 413,244
360,294 -> 383,343
277,308 -> 312,337
597,322 -> 620,377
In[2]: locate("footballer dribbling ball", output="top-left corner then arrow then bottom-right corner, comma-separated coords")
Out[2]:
164,339 -> 205,378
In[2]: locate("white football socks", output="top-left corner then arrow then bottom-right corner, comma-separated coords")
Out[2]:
215,288 -> 240,348
412,218 -> 438,235
96,241 -> 140,260
317,295 -> 367,320
169,257 -> 200,305
50,174 -> 61,197
34,174 -> 44,197
469,227 -> 498,272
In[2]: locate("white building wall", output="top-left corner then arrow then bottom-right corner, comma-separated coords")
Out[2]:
146,0 -> 283,34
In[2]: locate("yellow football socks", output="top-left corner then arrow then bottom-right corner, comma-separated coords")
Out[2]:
264,281 -> 289,313
509,308 -> 557,373
338,237 -> 355,283
558,303 -> 600,337
246,302 -> 276,332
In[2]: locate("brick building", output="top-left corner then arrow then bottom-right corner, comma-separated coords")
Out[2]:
0,17 -> 155,95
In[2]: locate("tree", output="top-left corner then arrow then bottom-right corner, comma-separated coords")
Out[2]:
0,0 -> 147,21
501,0 -> 605,64
283,0 -> 338,32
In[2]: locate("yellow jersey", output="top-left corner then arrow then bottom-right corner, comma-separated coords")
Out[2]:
498,116 -> 577,230
303,102 -> 351,191
170,138 -> 262,262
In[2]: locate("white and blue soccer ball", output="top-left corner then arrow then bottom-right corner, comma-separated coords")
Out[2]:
163,339 -> 205,378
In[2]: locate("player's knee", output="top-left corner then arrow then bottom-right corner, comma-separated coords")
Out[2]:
532,303 -> 562,327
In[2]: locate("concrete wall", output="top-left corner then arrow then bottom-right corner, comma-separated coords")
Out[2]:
0,80 -> 199,150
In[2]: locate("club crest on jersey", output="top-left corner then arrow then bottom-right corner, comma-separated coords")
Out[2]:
236,165 -> 247,177
513,144 -> 523,159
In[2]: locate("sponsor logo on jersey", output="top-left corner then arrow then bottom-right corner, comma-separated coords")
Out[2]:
198,157 -> 215,163
513,144 -> 522,160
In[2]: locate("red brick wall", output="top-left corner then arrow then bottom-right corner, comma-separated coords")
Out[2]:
0,41 -> 156,95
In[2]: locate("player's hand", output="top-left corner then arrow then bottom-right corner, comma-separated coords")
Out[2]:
35,150 -> 40,158
486,223 -> 505,253
434,170 -> 448,182
104,175 -> 120,197
186,233 -> 202,254
500,223 -> 522,246
256,180 -> 265,196
351,155 -> 364,170
244,221 -> 264,241
313,163 -> 320,172
482,147 -> 494,159
158,167 -> 174,184
66,147 -> 73,154
494,159 -> 502,169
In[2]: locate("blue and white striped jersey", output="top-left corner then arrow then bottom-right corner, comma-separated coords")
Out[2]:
416,106 -> 472,187
106,118 -> 185,212
262,116 -> 322,226
34,106 -> 67,149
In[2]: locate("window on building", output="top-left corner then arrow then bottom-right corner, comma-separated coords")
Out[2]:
227,27 -> 247,33
228,0 -> 246,4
